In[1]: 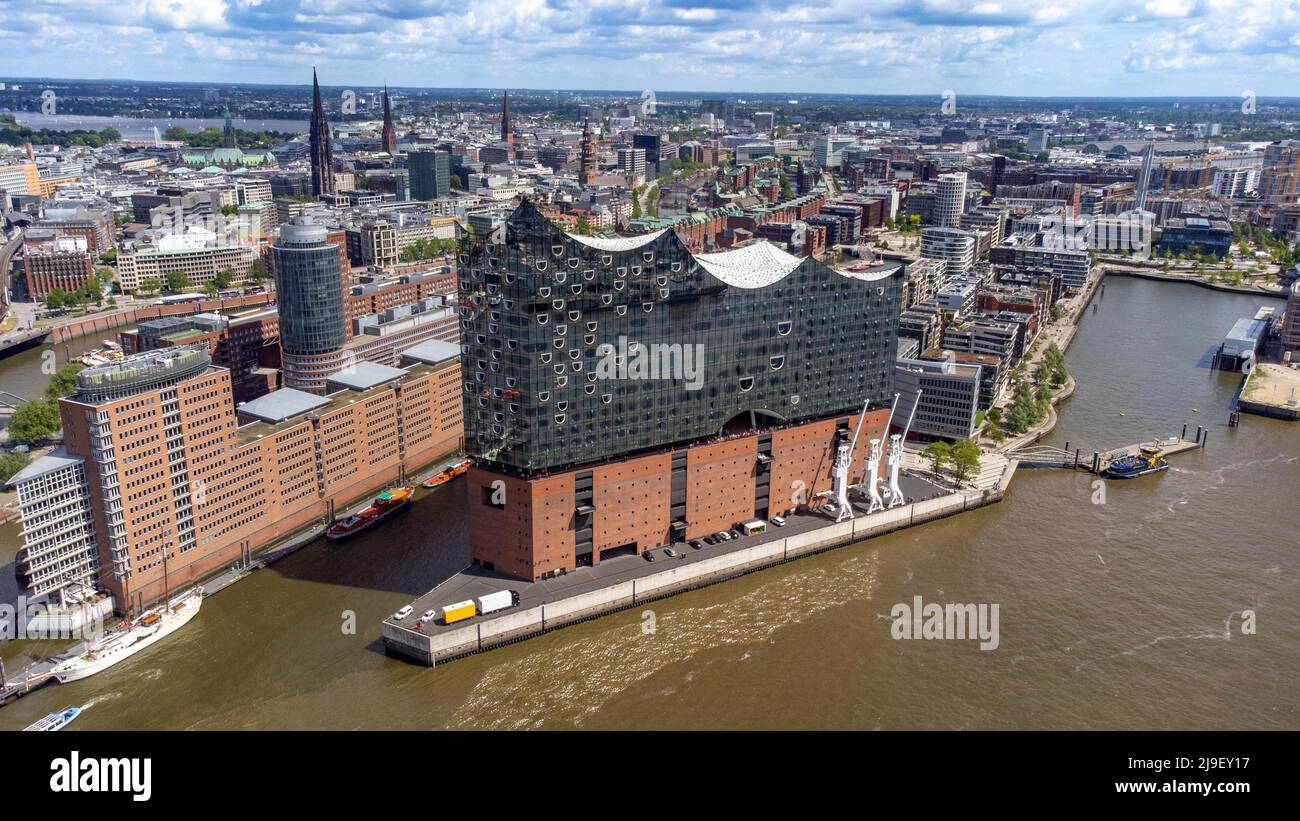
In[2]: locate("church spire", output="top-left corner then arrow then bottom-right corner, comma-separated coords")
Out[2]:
580,112 -> 596,185
310,68 -> 335,197
222,105 -> 237,148
381,84 -> 397,155
501,90 -> 513,145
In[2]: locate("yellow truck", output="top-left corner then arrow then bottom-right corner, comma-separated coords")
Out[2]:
442,600 -> 477,625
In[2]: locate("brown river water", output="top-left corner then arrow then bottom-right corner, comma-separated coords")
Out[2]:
1,276 -> 1296,729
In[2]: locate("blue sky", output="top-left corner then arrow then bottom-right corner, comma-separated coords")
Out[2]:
1,0 -> 1299,96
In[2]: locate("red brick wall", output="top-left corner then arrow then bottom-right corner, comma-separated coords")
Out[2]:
685,437 -> 757,539
593,453 -> 671,558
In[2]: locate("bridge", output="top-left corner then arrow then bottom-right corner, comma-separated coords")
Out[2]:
1010,428 -> 1207,474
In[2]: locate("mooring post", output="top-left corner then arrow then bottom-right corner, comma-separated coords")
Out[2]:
1201,431 -> 1208,449
1092,451 -> 1100,473
1195,425 -> 1203,444
1181,423 -> 1187,440
1074,448 -> 1080,469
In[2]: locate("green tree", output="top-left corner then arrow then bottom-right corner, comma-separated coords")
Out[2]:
213,269 -> 235,289
138,276 -> 163,296
245,260 -> 269,284
165,270 -> 193,292
45,289 -> 70,310
7,399 -> 62,444
922,441 -> 951,476
45,362 -> 85,399
0,450 -> 32,485
203,280 -> 220,298
951,439 -> 982,484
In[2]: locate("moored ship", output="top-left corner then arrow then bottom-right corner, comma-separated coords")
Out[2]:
421,458 -> 470,489
49,587 -> 204,684
325,486 -> 414,541
1101,444 -> 1169,479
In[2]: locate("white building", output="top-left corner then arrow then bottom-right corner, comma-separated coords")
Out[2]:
8,450 -> 100,600
920,226 -> 976,279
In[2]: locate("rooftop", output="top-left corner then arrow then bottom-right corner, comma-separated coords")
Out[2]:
236,388 -> 331,424
325,361 -> 408,391
5,448 -> 84,488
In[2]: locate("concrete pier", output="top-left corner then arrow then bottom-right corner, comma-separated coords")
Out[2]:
383,477 -> 1002,667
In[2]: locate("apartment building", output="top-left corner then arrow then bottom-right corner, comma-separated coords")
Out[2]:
116,243 -> 256,292
11,345 -> 464,610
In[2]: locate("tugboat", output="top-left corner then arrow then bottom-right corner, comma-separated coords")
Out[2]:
421,458 -> 470,489
325,486 -> 414,541
1101,444 -> 1169,479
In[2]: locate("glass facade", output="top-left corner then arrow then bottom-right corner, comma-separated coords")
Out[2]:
409,150 -> 451,201
460,201 -> 902,472
273,217 -> 345,357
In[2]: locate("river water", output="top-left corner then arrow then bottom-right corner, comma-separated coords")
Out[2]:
10,112 -> 309,139
1,276 -> 1296,729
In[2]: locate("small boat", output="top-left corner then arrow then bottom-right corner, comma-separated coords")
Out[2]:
421,458 -> 470,489
1101,445 -> 1169,479
24,706 -> 81,731
326,486 -> 414,541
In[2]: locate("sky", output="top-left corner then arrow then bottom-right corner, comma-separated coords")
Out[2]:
2,0 -> 1300,97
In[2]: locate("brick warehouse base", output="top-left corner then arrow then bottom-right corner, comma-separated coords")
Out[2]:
467,408 -> 893,581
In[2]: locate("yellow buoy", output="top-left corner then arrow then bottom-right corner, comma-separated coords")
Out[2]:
1191,408 -> 1198,412
1119,411 -> 1126,416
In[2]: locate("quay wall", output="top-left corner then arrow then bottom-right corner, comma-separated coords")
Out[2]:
383,489 -> 996,667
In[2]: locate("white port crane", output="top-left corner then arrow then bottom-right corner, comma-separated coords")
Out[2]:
863,393 -> 901,514
831,399 -> 871,523
885,389 -> 921,508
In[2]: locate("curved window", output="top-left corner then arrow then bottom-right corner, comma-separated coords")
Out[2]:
770,355 -> 785,370
777,321 -> 792,336
536,259 -> 548,271
739,377 -> 755,392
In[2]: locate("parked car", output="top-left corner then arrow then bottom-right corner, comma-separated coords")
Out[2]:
664,547 -> 681,558
716,531 -> 732,541
393,605 -> 413,620
703,535 -> 718,545
729,529 -> 743,540
689,540 -> 704,550
421,609 -> 436,621
771,516 -> 787,527
643,551 -> 656,562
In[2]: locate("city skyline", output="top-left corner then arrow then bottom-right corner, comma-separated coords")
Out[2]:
1,1 -> 1299,97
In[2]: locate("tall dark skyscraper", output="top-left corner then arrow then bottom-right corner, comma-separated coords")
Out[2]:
310,68 -> 335,197
222,106 -> 237,148
409,150 -> 450,200
381,84 -> 397,155
500,90 -> 513,145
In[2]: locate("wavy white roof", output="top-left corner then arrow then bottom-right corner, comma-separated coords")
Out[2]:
696,241 -> 804,289
567,229 -> 668,252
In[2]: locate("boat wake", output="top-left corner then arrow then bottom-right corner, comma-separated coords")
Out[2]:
446,551 -> 882,729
